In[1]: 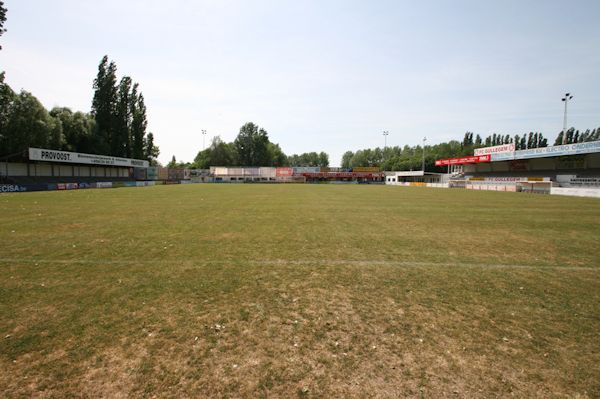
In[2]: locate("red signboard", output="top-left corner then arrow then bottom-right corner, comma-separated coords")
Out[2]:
435,154 -> 491,166
276,167 -> 293,177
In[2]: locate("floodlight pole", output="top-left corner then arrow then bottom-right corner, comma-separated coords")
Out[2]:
202,129 -> 207,150
561,93 -> 573,145
422,136 -> 427,172
383,131 -> 389,149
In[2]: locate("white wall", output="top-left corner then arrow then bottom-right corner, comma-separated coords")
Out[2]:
550,187 -> 600,198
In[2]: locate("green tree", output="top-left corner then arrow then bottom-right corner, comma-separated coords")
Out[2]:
49,107 -> 95,153
318,151 -> 329,167
2,91 -> 54,154
0,72 -> 16,154
341,151 -> 354,168
131,87 -> 147,159
144,132 -> 160,164
267,142 -> 287,166
193,136 -> 235,168
0,1 -> 6,50
115,76 -> 132,157
91,55 -> 118,155
233,122 -> 270,166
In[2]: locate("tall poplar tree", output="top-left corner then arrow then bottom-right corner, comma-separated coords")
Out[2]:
0,1 -> 7,50
91,56 -> 118,155
131,88 -> 147,159
115,76 -> 132,157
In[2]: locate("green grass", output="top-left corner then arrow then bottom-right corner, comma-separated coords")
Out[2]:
0,184 -> 599,398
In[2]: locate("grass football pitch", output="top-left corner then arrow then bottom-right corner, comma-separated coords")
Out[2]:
1,184 -> 599,398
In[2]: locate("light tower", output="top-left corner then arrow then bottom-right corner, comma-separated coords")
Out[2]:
383,131 -> 389,149
202,129 -> 207,150
561,93 -> 573,145
422,136 -> 427,172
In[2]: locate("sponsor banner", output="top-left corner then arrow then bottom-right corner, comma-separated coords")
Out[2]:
78,182 -> 94,189
147,166 -> 159,180
29,147 -> 149,168
57,183 -> 66,190
259,167 -> 276,177
168,168 -> 184,180
492,140 -> 600,162
0,184 -> 27,193
157,167 -> 168,180
243,167 -> 260,176
276,167 -> 294,177
123,181 -> 137,187
556,175 -> 600,187
301,172 -> 385,178
474,143 -> 515,156
0,184 -> 50,193
467,176 -> 550,183
352,166 -> 380,173
65,183 -> 79,190
96,182 -> 113,188
435,154 -> 491,166
292,167 -> 320,174
133,167 -> 147,180
190,169 -> 211,177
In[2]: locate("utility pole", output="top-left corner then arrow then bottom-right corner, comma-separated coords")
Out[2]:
561,93 -> 573,145
422,136 -> 427,172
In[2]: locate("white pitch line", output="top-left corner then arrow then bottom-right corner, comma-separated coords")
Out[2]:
0,258 -> 596,270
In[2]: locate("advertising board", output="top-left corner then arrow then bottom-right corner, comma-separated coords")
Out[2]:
259,167 -> 276,177
29,147 -> 149,168
556,175 -> 600,187
467,176 -> 550,183
474,143 -> 515,156
435,154 -> 491,166
491,140 -> 600,161
244,167 -> 260,176
133,168 -> 147,180
158,167 -> 168,180
276,167 -> 293,177
146,167 -> 158,180
352,166 -> 380,172
292,167 -> 320,174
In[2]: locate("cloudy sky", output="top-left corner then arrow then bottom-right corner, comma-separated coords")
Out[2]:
1,0 -> 599,165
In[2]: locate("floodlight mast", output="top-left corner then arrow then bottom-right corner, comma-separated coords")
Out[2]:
422,136 -> 427,172
561,93 -> 573,145
383,131 -> 389,149
202,129 -> 207,150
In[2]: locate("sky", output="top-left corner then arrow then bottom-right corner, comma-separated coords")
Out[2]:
1,0 -> 599,165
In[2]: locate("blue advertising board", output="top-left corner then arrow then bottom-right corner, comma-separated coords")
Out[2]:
492,141 -> 600,162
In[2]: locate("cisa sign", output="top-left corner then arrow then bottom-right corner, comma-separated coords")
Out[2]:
0,184 -> 26,193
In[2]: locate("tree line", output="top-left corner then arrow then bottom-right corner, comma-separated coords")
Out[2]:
0,54 -> 159,163
184,122 -> 329,169
343,129 -> 600,172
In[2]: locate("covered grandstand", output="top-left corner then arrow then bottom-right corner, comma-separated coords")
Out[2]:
437,141 -> 600,197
